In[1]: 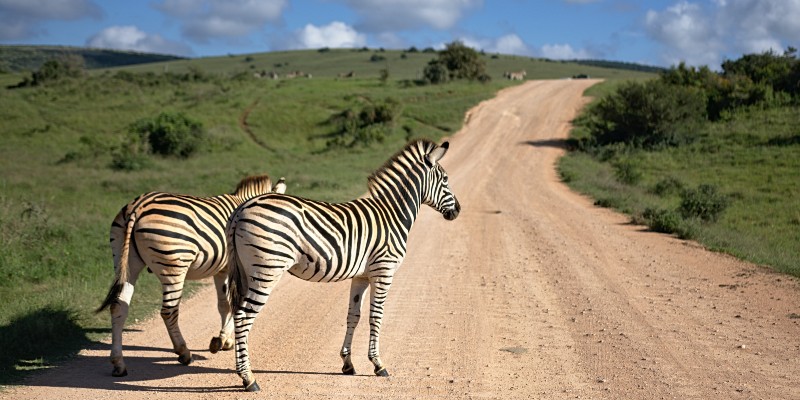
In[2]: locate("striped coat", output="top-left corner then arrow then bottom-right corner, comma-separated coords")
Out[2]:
97,174 -> 286,377
226,140 -> 460,391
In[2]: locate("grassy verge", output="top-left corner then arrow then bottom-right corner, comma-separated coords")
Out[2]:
559,81 -> 800,276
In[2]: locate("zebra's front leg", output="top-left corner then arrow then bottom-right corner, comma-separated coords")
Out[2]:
367,272 -> 395,377
340,277 -> 369,375
159,276 -> 192,365
209,272 -> 234,353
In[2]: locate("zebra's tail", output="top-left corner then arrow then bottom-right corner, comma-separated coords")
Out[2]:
226,217 -> 247,316
96,211 -> 136,313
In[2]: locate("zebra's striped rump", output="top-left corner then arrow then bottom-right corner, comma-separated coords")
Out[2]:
98,174 -> 286,378
226,139 -> 460,391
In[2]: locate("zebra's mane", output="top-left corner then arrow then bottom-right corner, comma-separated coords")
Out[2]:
367,139 -> 436,193
231,174 -> 273,197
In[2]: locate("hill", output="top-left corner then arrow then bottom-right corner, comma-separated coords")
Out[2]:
0,45 -> 185,72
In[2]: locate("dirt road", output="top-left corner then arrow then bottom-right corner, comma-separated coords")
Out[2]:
5,80 -> 800,399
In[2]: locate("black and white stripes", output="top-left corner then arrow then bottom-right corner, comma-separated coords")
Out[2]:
226,139 -> 460,391
97,174 -> 285,377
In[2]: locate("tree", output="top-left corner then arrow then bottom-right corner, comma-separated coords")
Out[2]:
437,41 -> 487,81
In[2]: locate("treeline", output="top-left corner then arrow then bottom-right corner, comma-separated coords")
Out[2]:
575,47 -> 800,150
0,45 -> 184,73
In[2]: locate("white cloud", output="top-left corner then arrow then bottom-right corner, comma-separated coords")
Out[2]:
87,26 -> 193,56
540,43 -> 592,60
645,0 -> 800,68
153,0 -> 287,43
343,0 -> 482,32
644,1 -> 722,67
458,34 -> 532,56
289,21 -> 367,49
0,0 -> 102,40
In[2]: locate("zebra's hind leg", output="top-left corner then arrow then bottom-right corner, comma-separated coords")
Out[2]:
209,272 -> 234,353
157,271 -> 192,365
232,269 -> 286,392
340,277 -> 369,375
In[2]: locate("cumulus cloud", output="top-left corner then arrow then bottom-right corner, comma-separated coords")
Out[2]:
343,0 -> 481,32
153,0 -> 287,43
0,0 -> 102,40
540,43 -> 592,60
458,34 -> 532,56
87,26 -> 193,56
287,21 -> 367,49
645,0 -> 800,67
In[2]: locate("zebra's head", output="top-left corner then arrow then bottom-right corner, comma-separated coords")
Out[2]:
422,142 -> 460,221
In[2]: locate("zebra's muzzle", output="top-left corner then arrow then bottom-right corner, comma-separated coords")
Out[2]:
443,199 -> 460,221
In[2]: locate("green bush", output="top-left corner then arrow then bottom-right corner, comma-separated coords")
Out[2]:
326,98 -> 403,149
580,80 -> 707,149
423,60 -> 449,85
651,177 -> 685,196
613,160 -> 642,185
129,112 -> 206,158
643,207 -> 683,234
679,184 -> 730,222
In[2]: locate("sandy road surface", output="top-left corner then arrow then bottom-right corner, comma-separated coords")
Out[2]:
5,80 -> 800,399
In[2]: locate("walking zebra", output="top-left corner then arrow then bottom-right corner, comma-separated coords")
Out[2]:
226,139 -> 460,391
503,70 -> 526,80
96,174 -> 286,377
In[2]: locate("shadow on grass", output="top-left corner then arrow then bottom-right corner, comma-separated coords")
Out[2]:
519,138 -> 570,149
0,306 -> 95,386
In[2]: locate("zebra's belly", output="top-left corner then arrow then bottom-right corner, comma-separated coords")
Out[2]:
287,257 -> 367,282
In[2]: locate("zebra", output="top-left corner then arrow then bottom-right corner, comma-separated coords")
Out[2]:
504,70 -> 526,80
96,174 -> 287,377
225,139 -> 460,391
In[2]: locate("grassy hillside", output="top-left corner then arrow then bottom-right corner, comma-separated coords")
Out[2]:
98,48 -> 656,81
0,45 -> 184,73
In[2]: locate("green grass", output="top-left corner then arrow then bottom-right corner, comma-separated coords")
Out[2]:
0,48 -> 654,386
560,82 -> 800,275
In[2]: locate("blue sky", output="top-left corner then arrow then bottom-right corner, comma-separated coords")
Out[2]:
1,0 -> 798,69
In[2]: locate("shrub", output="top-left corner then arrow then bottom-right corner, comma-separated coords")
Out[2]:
423,60 -> 449,84
326,98 -> 402,149
679,184 -> 730,222
651,177 -> 685,197
580,80 -> 707,149
438,41 -> 487,81
129,112 -> 206,158
643,207 -> 683,234
613,160 -> 643,185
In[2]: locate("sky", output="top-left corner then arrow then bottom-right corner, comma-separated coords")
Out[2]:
0,0 -> 798,69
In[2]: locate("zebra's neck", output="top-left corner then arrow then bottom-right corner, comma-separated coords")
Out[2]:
367,164 -> 425,232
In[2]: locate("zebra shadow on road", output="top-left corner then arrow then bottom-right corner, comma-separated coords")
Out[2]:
16,340 -> 348,393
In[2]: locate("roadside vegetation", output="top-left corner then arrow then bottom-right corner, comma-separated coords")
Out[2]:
0,43 -> 655,386
559,47 -> 800,276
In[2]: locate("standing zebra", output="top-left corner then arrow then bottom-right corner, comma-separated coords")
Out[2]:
96,174 -> 287,377
226,139 -> 460,391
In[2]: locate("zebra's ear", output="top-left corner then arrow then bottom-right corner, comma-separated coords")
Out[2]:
272,177 -> 287,194
425,142 -> 449,168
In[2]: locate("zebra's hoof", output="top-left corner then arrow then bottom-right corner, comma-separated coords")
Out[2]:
178,353 -> 193,366
112,366 -> 128,377
342,365 -> 356,375
244,381 -> 261,392
209,337 -> 222,354
374,367 -> 389,377
222,337 -> 234,351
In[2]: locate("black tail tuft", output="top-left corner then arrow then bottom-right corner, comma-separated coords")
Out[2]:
96,283 -> 123,313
